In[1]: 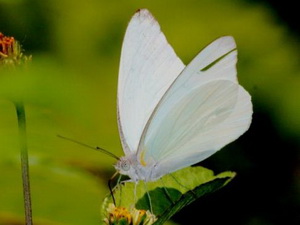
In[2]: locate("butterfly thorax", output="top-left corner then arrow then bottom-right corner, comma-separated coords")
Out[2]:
114,153 -> 154,182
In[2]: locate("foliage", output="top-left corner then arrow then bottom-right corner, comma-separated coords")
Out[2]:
102,167 -> 235,225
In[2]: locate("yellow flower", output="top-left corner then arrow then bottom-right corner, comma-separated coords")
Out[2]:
104,203 -> 157,225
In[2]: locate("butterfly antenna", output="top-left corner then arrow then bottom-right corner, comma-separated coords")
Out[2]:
57,135 -> 120,160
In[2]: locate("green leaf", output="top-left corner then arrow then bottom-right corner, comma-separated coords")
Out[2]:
102,166 -> 235,225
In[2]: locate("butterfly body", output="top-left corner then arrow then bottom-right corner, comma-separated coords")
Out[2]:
115,9 -> 252,183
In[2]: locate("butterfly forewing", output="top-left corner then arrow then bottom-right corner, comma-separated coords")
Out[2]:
117,9 -> 185,154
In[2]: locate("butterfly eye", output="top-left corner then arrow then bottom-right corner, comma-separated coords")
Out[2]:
121,160 -> 130,171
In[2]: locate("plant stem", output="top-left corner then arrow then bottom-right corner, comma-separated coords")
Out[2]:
15,101 -> 33,225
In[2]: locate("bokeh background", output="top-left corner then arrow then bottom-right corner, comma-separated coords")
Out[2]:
0,0 -> 299,224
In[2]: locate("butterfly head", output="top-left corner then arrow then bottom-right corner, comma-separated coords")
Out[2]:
114,156 -> 134,176
114,154 -> 145,181
117,157 -> 131,171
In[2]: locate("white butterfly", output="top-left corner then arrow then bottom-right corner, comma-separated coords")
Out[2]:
114,9 -> 252,183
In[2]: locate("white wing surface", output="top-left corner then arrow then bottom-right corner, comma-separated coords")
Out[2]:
118,9 -> 185,154
137,37 -> 252,180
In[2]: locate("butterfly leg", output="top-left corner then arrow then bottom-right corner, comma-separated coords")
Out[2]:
108,171 -> 120,206
134,181 -> 138,203
113,174 -> 123,206
169,173 -> 197,199
115,178 -> 136,207
160,178 -> 175,205
143,182 -> 153,214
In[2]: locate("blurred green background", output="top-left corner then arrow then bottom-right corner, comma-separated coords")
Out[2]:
0,0 -> 299,224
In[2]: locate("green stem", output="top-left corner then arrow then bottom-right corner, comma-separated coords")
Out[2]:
15,102 -> 33,225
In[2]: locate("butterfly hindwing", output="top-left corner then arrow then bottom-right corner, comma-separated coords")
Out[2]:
137,37 -> 252,180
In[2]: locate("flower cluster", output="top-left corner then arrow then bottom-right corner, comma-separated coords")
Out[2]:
0,32 -> 15,56
104,203 -> 157,225
0,32 -> 30,67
